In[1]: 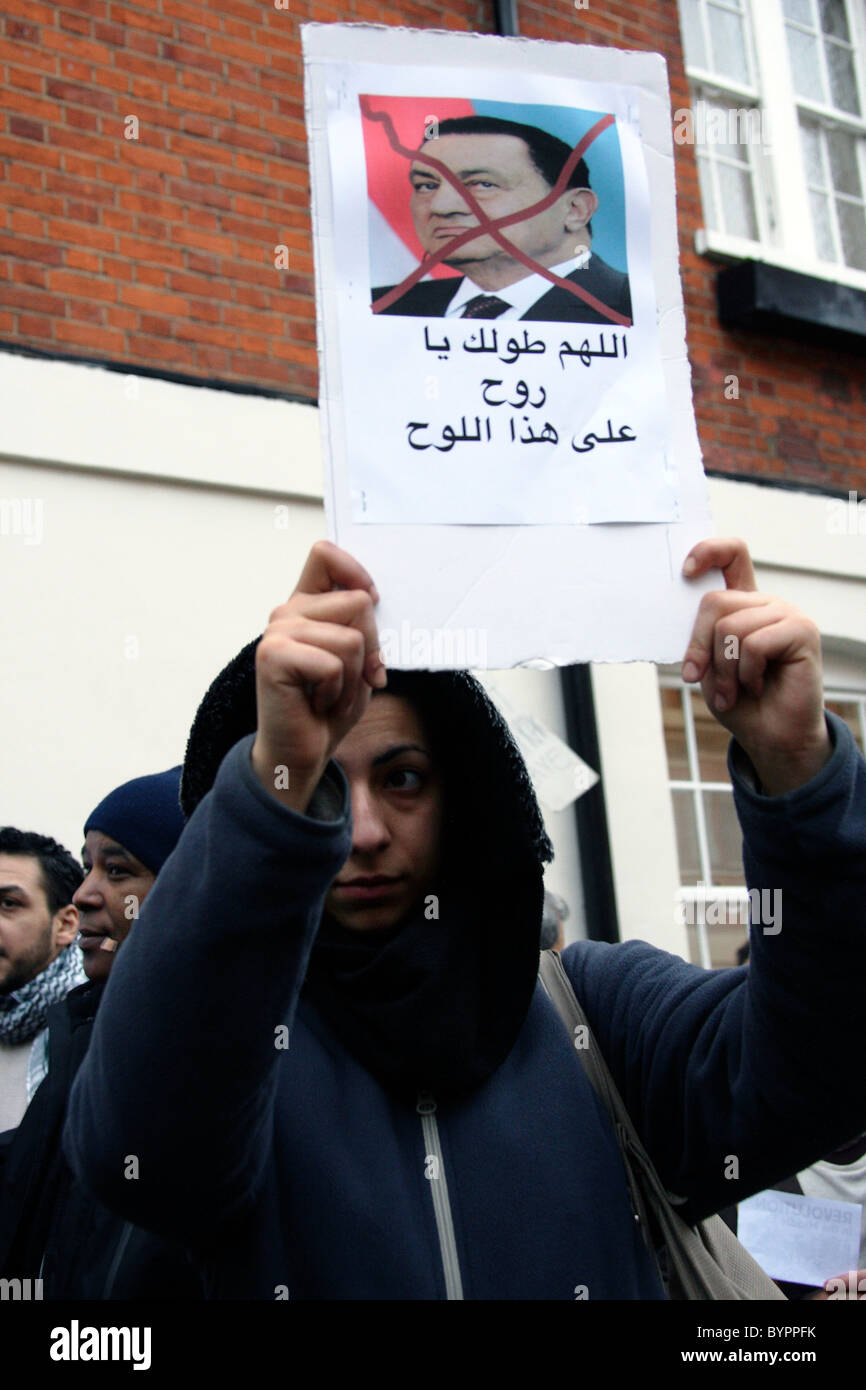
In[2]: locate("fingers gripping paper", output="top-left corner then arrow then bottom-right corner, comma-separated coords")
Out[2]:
303,25 -> 715,668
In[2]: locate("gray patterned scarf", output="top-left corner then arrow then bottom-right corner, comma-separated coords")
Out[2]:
0,946 -> 85,1046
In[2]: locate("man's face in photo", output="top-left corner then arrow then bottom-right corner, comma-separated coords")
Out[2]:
408,132 -> 597,288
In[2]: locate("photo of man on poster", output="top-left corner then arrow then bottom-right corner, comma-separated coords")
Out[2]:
371,114 -> 632,324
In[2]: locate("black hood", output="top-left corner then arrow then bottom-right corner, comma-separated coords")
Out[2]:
181,641 -> 554,1098
182,637 -> 551,854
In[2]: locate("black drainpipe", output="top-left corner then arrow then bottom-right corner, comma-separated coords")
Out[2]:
493,0 -> 519,37
560,665 -> 620,943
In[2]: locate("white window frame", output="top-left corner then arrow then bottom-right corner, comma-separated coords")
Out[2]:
825,686 -> 866,747
660,673 -> 747,968
660,670 -> 866,968
680,0 -> 866,291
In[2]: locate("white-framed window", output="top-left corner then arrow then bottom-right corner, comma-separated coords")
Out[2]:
678,0 -> 866,286
660,670 -> 866,968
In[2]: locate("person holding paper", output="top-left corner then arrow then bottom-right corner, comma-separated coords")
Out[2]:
372,116 -> 632,325
798,1133 -> 866,1299
63,538 -> 866,1299
721,1129 -> 866,1300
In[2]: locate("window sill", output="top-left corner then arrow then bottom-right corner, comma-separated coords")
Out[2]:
695,232 -> 866,348
695,230 -> 866,295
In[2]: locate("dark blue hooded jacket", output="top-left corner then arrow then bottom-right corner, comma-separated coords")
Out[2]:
63,655 -> 866,1300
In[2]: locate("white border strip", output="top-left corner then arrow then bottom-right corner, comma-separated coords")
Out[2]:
0,351 -> 323,500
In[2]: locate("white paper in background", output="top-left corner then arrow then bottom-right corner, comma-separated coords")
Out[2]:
323,66 -> 672,526
304,25 -> 717,668
737,1190 -> 863,1287
486,680 -> 598,811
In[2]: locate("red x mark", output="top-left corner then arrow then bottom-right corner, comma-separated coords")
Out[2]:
363,98 -> 630,327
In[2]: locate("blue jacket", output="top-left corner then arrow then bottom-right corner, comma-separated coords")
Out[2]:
0,981 -> 203,1299
65,711 -> 866,1300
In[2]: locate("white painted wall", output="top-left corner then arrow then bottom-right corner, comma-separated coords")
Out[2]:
0,458 -> 324,855
0,351 -> 323,501
591,660 -> 686,954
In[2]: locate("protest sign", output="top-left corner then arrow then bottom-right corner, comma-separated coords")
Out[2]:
304,24 -> 716,667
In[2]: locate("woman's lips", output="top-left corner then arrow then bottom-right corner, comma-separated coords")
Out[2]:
333,877 -> 402,901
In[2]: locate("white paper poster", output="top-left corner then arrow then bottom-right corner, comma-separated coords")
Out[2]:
738,1189 -> 863,1287
304,25 -> 716,668
323,67 -> 672,526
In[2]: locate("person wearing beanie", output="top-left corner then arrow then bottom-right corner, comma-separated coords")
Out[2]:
64,538 -> 866,1300
0,769 -> 202,1299
75,766 -> 187,985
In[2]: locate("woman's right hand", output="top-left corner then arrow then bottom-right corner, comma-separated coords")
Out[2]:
250,540 -> 386,813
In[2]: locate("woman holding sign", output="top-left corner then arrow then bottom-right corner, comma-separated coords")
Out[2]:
65,538 -> 866,1299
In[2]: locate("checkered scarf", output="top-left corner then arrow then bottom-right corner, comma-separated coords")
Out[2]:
0,945 -> 85,1045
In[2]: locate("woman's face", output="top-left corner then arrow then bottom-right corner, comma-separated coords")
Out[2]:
74,832 -> 155,981
324,695 -> 443,932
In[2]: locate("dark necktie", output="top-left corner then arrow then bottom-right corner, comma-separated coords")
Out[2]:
460,294 -> 510,319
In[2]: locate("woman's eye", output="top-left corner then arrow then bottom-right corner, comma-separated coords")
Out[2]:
387,769 -> 422,791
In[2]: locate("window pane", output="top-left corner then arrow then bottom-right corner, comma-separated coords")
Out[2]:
697,151 -> 719,229
810,189 -> 836,255
661,687 -> 690,780
672,790 -> 702,883
788,28 -> 825,102
827,128 -> 862,196
826,41 -> 860,114
825,698 -> 865,751
716,160 -> 759,239
710,110 -> 760,158
704,789 -> 743,885
837,199 -> 866,269
708,3 -> 750,83
681,0 -> 708,68
784,0 -> 813,23
800,121 -> 826,185
819,0 -> 850,41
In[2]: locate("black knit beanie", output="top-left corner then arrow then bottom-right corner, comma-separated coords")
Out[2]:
84,766 -> 185,875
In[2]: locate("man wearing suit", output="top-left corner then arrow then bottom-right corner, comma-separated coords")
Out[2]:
372,115 -> 631,325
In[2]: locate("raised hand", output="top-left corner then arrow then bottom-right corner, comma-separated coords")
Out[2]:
251,540 -> 386,813
681,539 -> 831,796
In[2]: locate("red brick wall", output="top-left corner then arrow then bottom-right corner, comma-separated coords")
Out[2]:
2,0 -> 864,491
0,0 -> 491,397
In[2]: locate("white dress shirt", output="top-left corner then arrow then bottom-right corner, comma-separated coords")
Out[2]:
443,248 -> 592,320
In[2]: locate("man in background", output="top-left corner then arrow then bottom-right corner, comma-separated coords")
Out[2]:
0,767 -> 202,1299
0,828 -> 83,1131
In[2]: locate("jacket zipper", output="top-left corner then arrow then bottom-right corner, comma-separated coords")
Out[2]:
102,1221 -> 134,1299
416,1091 -> 464,1300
